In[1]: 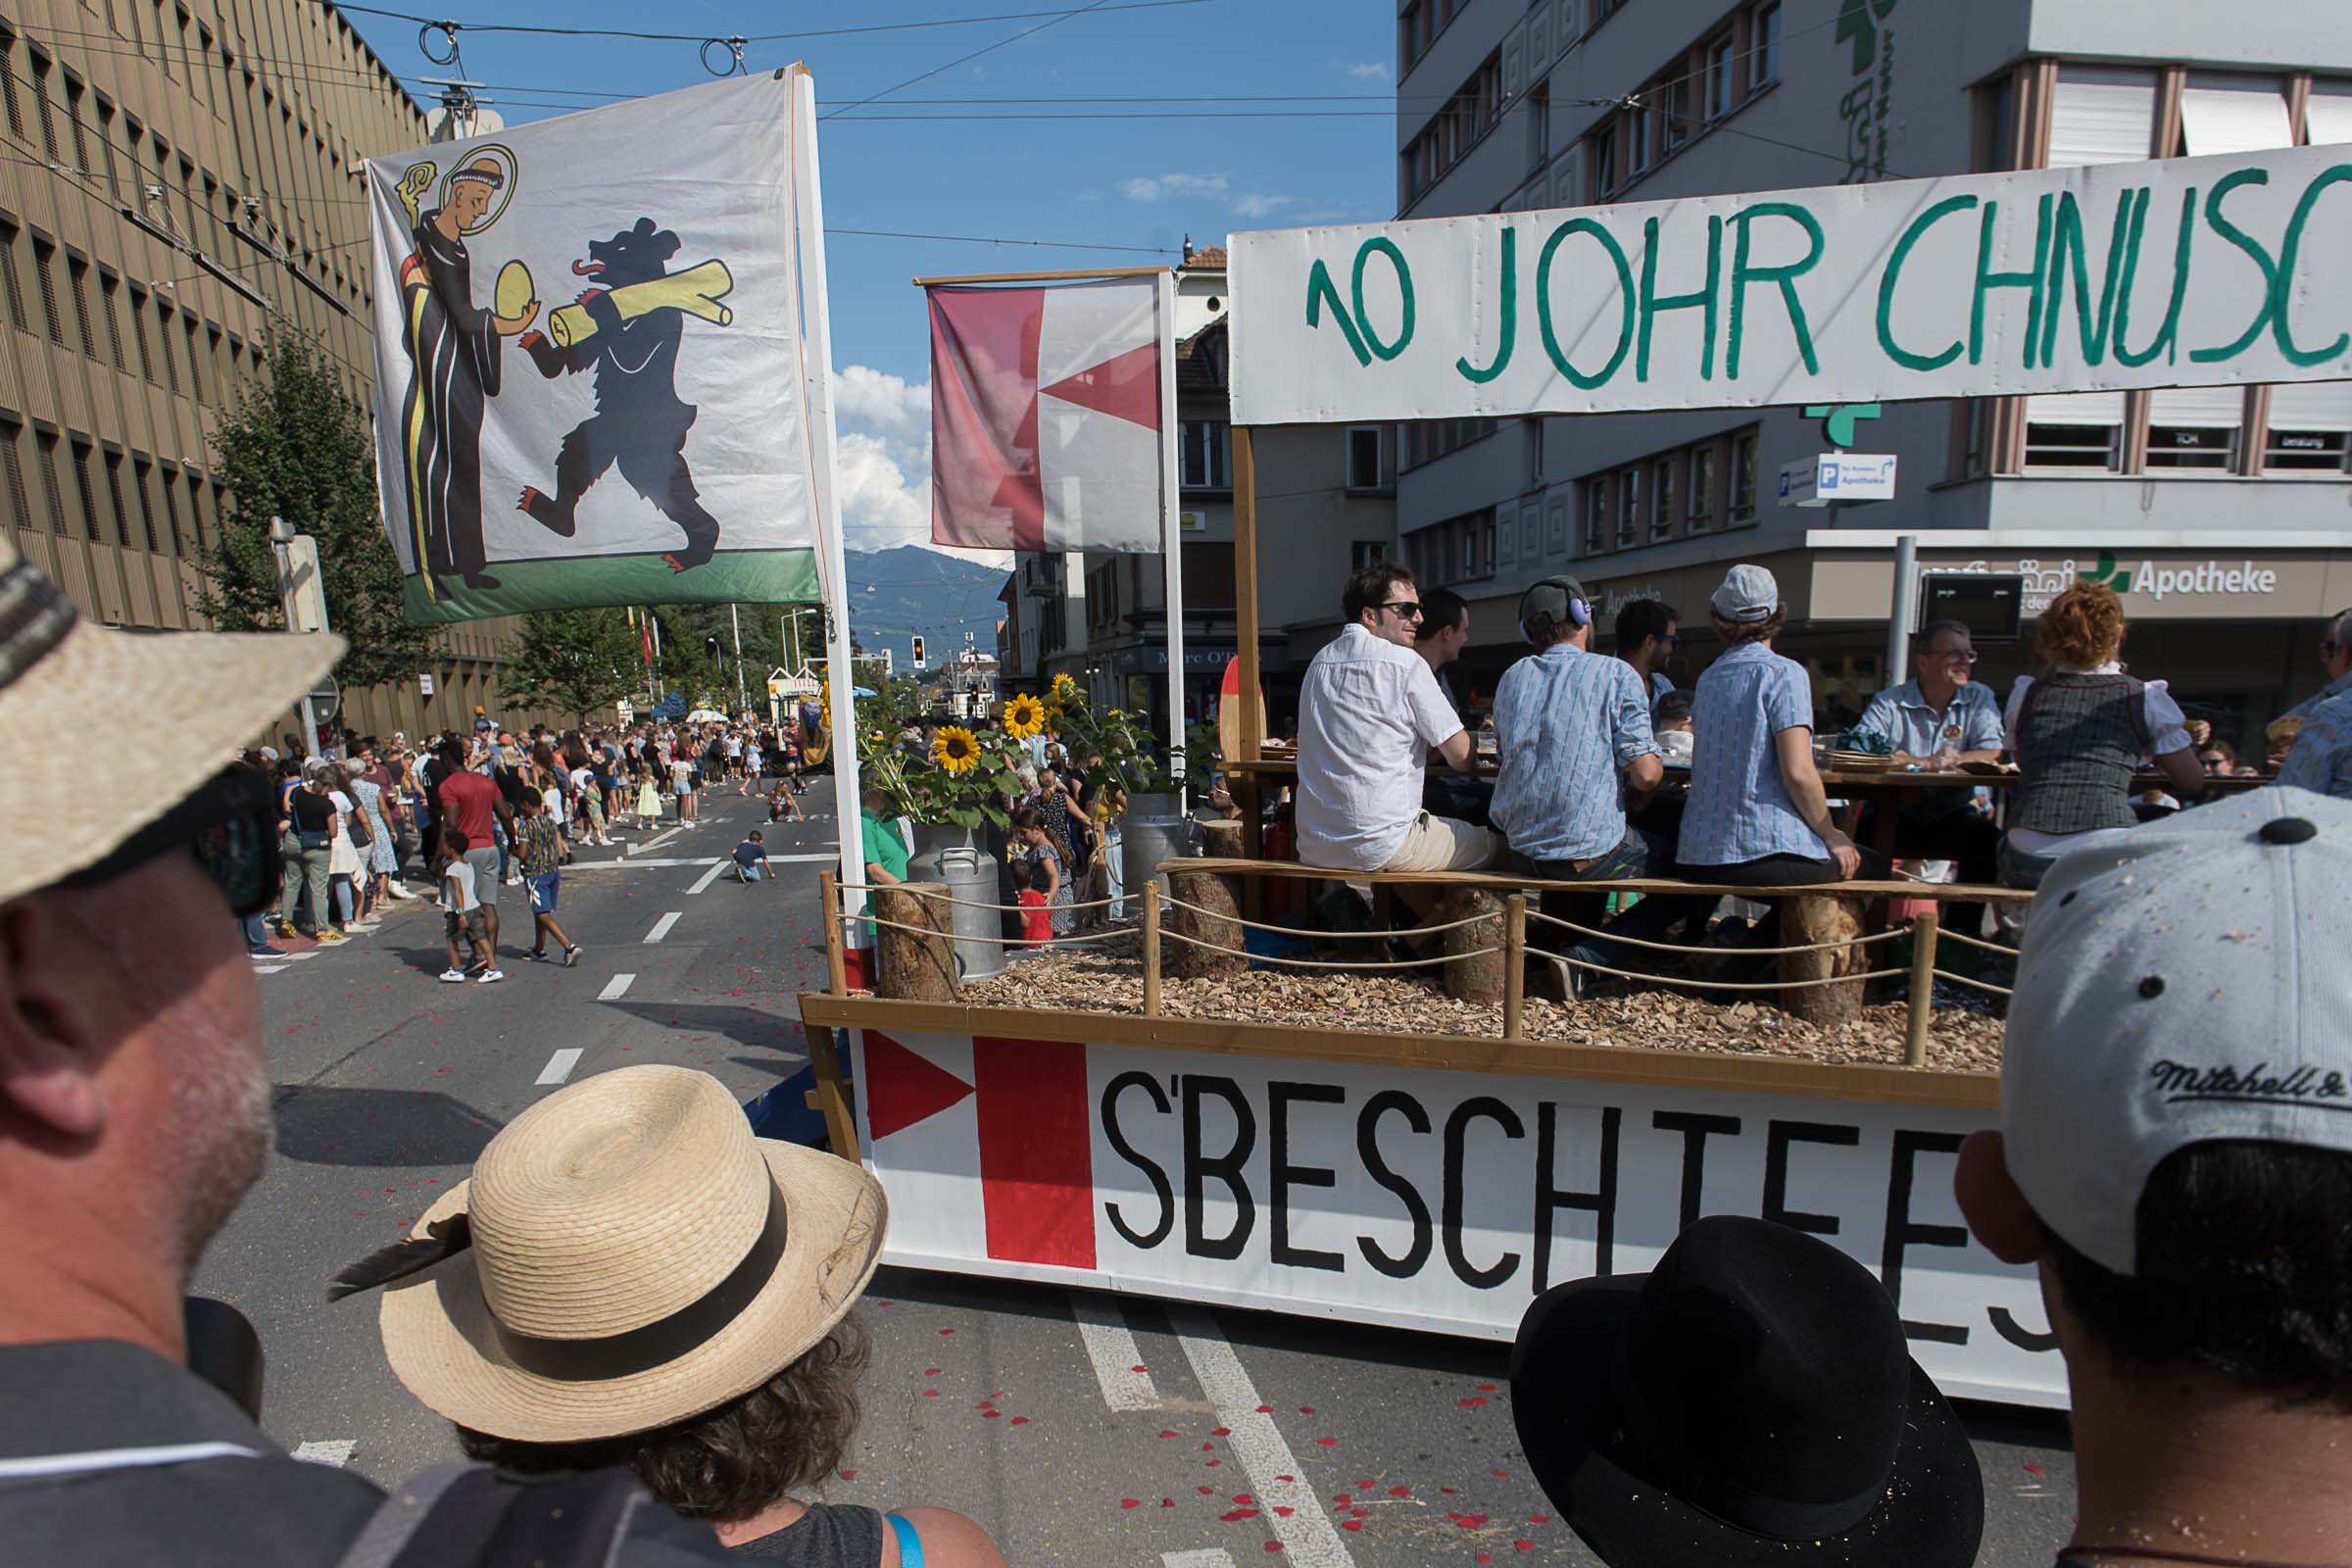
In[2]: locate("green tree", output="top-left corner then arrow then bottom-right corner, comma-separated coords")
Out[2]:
505,609 -> 639,726
194,331 -> 435,692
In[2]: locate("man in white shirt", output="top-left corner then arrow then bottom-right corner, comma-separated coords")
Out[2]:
1297,564 -> 1494,872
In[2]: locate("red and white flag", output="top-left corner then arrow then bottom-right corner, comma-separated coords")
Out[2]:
928,276 -> 1169,553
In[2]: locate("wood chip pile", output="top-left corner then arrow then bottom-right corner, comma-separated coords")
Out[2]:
950,938 -> 2004,1072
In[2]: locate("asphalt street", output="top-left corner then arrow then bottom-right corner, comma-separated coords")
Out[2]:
198,786 -> 2081,1566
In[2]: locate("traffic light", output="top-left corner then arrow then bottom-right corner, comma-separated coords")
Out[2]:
911,635 -> 926,669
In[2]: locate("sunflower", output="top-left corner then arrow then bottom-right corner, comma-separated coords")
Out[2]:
1052,672 -> 1078,705
932,725 -> 982,773
1003,692 -> 1047,740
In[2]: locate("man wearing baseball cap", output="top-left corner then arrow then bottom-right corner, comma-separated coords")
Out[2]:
1955,786 -> 2352,1568
0,545 -> 738,1563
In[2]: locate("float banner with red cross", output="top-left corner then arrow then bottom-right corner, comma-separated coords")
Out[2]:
848,1029 -> 2065,1409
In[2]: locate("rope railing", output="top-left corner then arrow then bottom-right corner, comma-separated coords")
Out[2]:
836,880 -> 1127,915
1522,906 -> 1908,956
817,867 -> 2009,1065
1932,925 -> 2019,956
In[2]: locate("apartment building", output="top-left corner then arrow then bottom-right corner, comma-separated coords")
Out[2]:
1394,0 -> 2352,742
1009,247 -> 1398,735
0,0 -> 546,741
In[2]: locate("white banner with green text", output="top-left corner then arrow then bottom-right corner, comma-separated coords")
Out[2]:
1227,145 -> 2352,425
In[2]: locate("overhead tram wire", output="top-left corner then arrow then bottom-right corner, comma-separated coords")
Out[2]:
819,0 -> 1124,122
325,0 -> 1203,48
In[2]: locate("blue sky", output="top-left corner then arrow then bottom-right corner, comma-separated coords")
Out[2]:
341,0 -> 1398,561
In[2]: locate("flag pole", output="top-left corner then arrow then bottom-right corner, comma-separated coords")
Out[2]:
1155,266 -> 1186,796
786,64 -> 868,946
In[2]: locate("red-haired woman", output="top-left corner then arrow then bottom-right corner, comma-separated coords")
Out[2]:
1999,581 -> 2206,888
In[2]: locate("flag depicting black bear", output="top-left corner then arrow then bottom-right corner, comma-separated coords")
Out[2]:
366,74 -> 821,623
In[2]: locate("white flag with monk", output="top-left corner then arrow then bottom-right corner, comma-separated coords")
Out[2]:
928,275 -> 1172,553
365,73 -> 825,623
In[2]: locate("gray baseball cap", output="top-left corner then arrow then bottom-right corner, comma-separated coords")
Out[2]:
2001,786 -> 2352,1277
1710,564 -> 1780,622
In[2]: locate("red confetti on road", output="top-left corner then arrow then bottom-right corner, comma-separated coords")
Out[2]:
1008,1416 -> 1030,1426
938,1327 -> 955,1335
1315,1437 -> 1338,1447
1460,1396 -> 1490,1407
924,1368 -> 941,1376
1514,1542 -> 1536,1553
1220,1508 -> 1260,1523
839,1469 -> 857,1480
1131,1363 -> 1149,1372
1211,1426 -> 1231,1437
1388,1486 -> 1411,1496
1121,1499 -> 1141,1510
1262,1544 -> 1283,1554
921,1390 -> 939,1397
1447,1513 -> 1491,1530
1160,1431 -> 1181,1440
1340,1520 -> 1364,1533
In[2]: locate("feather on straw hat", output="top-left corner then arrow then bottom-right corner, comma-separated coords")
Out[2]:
359,1064 -> 886,1443
0,538 -> 342,907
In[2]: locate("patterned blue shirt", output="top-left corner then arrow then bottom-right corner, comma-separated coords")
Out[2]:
1492,642 -> 1657,862
2276,684 -> 2352,800
1678,641 -> 1827,866
1855,677 -> 2005,818
2281,668 -> 2352,724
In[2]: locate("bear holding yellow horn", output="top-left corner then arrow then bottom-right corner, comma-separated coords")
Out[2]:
515,216 -> 736,573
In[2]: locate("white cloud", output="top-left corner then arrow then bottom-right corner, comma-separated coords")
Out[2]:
835,364 -> 931,441
1118,171 -> 1229,203
1234,193 -> 1299,219
1341,61 -> 1392,81
836,430 -> 929,551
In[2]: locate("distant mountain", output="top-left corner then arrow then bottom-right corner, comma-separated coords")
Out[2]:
841,546 -> 1007,668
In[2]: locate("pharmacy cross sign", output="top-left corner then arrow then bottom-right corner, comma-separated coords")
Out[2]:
1227,144 -> 2352,426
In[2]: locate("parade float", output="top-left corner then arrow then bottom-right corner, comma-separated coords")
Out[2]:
800,136 -> 2352,1411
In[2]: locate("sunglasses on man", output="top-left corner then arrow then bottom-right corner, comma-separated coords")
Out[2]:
59,765 -> 284,918
1379,600 -> 1424,620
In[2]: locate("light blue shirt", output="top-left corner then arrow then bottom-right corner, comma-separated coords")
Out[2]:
2281,669 -> 2352,725
1492,642 -> 1658,863
2276,684 -> 2352,800
1678,641 -> 1827,866
1855,677 -> 2005,818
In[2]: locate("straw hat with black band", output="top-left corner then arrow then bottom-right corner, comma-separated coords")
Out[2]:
0,540 -> 342,908
339,1063 -> 886,1444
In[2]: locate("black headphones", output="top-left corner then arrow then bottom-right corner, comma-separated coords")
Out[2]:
1519,576 -> 1593,645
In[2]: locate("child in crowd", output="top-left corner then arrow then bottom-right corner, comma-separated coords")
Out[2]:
438,830 -> 495,983
732,829 -> 771,884
516,794 -> 582,967
1011,858 -> 1053,947
1652,688 -> 1695,761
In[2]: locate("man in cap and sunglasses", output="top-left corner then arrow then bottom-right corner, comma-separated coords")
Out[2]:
0,545 -> 741,1564
1854,618 -> 2006,929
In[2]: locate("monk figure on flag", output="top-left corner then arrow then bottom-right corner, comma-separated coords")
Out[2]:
394,153 -> 539,595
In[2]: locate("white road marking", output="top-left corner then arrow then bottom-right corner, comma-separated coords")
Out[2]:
251,963 -> 289,975
637,826 -> 685,855
598,973 -> 636,1002
1170,1306 -> 1356,1568
535,1048 -> 584,1086
1068,1292 -> 1163,1412
564,857 -> 720,871
771,852 -> 842,863
290,1440 -> 356,1468
644,911 -> 682,944
284,950 -> 318,961
1162,1553 -> 1236,1568
686,858 -> 730,895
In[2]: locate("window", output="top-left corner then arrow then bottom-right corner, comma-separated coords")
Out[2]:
70,440 -> 99,541
35,430 -> 68,533
97,273 -> 124,368
0,223 -> 25,333
1703,33 -> 1736,122
1626,98 -> 1654,173
2265,381 -> 2352,473
65,258 -> 95,358
131,458 -> 160,551
29,56 -> 59,161
1401,416 -> 1497,469
126,286 -> 155,380
160,472 -> 183,553
181,315 -> 202,403
1593,123 -> 1619,198
2178,72 -> 2291,156
0,421 -> 28,531
1729,432 -> 1758,522
1584,477 -> 1608,554
1528,82 -> 1549,174
1350,541 -> 1387,571
1665,72 -> 1693,152
1616,465 -> 1641,547
1482,515 -> 1496,577
93,100 -> 119,195
1523,416 -> 1545,485
1650,457 -> 1677,540
1400,50 -> 1503,205
155,303 -> 179,393
1180,420 -> 1229,489
29,238 -> 64,346
2024,392 -> 2126,468
1688,446 -> 1715,530
0,37 -> 23,140
1749,3 -> 1781,88
2309,80 -> 2352,148
1346,425 -> 1386,490
2145,387 -> 2242,470
64,81 -> 90,172
102,452 -> 130,546
1400,0 -> 1434,70
2046,66 -> 2156,167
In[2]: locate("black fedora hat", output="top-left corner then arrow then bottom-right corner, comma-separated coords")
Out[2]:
1509,1216 -> 1983,1567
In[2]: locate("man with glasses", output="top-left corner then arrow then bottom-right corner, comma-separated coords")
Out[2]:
1297,563 -> 1494,873
2275,608 -> 2352,799
1613,598 -> 1680,702
1855,619 -> 2005,922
